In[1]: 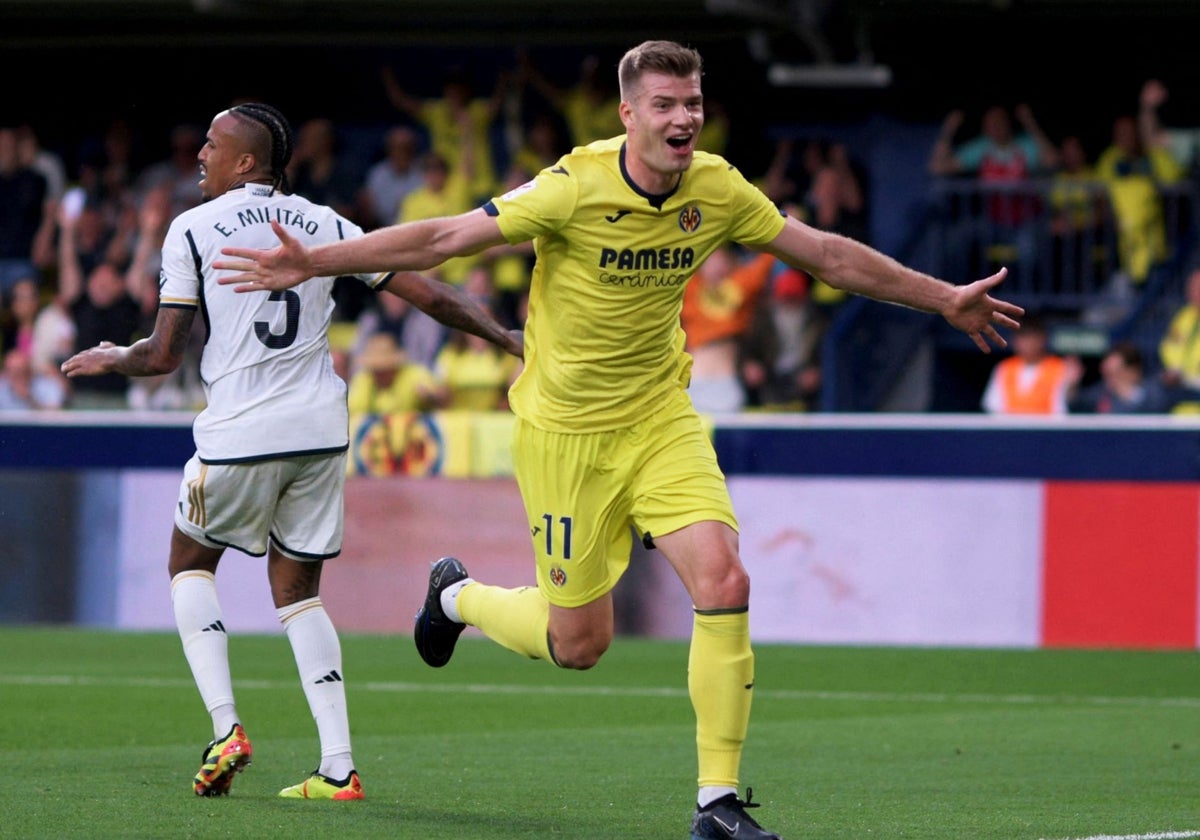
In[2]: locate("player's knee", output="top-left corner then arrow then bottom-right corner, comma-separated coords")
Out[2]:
693,563 -> 751,610
550,632 -> 611,670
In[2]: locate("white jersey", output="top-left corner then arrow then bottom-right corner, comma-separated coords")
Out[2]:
160,183 -> 387,463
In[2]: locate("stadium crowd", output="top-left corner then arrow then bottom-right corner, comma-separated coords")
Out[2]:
2,53 -> 1199,416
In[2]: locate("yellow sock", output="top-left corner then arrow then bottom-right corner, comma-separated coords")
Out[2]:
689,609 -> 754,789
457,583 -> 554,662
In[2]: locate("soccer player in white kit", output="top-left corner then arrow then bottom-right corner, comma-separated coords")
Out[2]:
62,102 -> 521,800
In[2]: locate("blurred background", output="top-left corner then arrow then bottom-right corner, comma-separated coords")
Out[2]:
6,0 -> 1199,142
5,1 -> 1200,642
7,0 -> 1200,411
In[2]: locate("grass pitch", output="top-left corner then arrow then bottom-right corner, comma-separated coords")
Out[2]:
1,626 -> 1198,839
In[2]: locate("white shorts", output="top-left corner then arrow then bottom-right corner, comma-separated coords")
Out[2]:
174,451 -> 346,560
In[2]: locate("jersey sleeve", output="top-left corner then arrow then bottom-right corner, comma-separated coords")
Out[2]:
158,218 -> 201,309
484,161 -> 579,244
726,164 -> 788,247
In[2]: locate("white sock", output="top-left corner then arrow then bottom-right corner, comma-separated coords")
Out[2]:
279,597 -> 354,780
210,704 -> 240,740
698,785 -> 738,809
440,577 -> 475,624
171,570 -> 239,740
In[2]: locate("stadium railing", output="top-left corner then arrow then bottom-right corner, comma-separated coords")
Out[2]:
820,177 -> 1199,412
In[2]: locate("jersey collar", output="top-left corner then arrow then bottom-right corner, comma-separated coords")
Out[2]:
619,143 -> 680,211
242,183 -> 275,197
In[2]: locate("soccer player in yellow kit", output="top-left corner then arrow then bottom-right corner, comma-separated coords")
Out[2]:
216,41 -> 1023,839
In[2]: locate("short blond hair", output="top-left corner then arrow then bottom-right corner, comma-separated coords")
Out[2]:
617,40 -> 703,101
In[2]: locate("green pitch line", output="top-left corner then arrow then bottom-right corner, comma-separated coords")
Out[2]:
6,671 -> 1200,711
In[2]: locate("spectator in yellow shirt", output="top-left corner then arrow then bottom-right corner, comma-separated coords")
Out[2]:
382,64 -> 507,201
1095,80 -> 1186,287
347,332 -> 447,415
434,321 -> 521,412
517,51 -> 624,148
1159,264 -> 1200,412
397,153 -> 479,285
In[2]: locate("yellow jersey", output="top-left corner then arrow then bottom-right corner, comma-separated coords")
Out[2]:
485,136 -> 786,432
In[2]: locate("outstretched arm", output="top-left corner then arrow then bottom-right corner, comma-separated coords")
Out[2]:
382,271 -> 523,359
61,306 -> 195,379
214,209 -> 508,292
762,216 -> 1023,352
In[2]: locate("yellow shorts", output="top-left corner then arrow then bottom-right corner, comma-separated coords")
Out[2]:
512,389 -> 737,607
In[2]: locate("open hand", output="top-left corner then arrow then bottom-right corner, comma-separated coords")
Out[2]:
943,267 -> 1024,352
61,341 -> 120,377
213,221 -> 314,292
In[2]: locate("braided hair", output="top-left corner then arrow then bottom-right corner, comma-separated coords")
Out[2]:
228,102 -> 294,195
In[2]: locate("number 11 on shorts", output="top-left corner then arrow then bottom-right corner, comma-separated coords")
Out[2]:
540,513 -> 573,560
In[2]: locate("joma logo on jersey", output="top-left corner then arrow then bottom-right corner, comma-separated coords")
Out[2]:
598,246 -> 695,271
678,205 -> 702,233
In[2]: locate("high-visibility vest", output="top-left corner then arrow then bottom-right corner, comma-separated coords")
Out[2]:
997,356 -> 1068,414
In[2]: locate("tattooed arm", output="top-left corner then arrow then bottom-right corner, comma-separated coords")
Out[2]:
382,271 -> 523,359
61,306 -> 197,379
